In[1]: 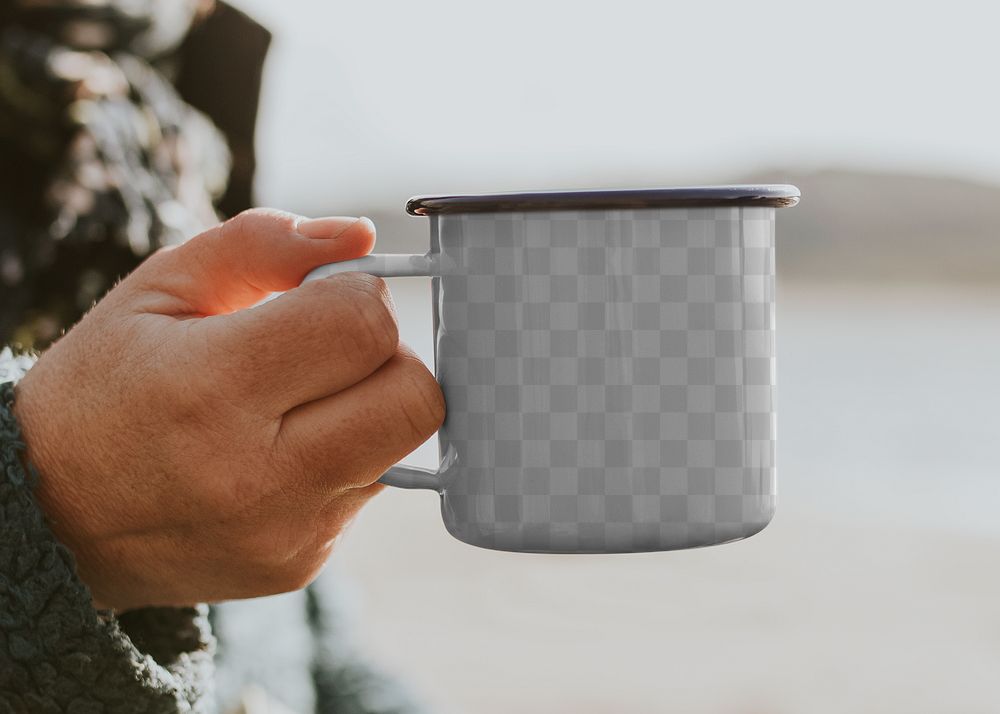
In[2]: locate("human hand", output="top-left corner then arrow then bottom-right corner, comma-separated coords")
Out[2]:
13,209 -> 444,611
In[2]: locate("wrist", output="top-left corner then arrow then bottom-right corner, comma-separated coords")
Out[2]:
3,354 -> 114,609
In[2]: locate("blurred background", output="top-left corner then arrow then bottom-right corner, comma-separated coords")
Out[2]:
234,1 -> 999,711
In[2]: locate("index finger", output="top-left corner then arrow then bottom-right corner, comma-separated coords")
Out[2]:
191,271 -> 401,416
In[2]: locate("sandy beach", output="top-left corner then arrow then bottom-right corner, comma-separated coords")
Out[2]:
336,504 -> 999,714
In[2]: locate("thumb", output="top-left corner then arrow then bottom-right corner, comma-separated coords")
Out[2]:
126,208 -> 376,316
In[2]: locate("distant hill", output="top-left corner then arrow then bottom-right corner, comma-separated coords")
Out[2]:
746,169 -> 1000,284
332,169 -> 1000,285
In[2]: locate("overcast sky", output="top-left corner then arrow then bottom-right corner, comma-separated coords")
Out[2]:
233,0 -> 1000,214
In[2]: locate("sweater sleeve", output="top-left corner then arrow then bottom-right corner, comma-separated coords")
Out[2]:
0,349 -> 216,713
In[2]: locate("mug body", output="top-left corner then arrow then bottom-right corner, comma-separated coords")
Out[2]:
430,206 -> 776,553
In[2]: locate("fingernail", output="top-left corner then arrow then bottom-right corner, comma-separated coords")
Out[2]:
297,216 -> 360,239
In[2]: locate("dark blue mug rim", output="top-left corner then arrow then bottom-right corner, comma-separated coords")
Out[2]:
406,185 -> 800,216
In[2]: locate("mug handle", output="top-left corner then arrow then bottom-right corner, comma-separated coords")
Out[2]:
302,254 -> 444,492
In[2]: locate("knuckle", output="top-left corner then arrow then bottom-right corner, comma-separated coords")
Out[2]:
136,245 -> 176,276
270,422 -> 313,477
254,567 -> 302,596
259,551 -> 325,595
117,245 -> 185,306
343,272 -> 392,310
225,207 -> 300,240
280,559 -> 323,593
228,526 -> 299,570
337,274 -> 399,356
395,352 -> 445,441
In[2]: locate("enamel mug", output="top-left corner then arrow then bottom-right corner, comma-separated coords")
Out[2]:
304,186 -> 799,553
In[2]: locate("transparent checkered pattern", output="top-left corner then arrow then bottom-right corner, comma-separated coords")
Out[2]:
428,207 -> 776,553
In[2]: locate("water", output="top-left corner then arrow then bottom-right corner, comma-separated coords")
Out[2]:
776,283 -> 1000,537
389,279 -> 1000,538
